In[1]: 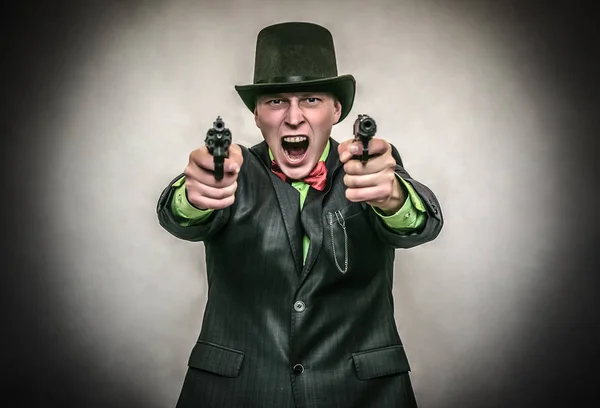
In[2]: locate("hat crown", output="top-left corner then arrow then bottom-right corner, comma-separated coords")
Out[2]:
253,22 -> 339,84
234,22 -> 356,123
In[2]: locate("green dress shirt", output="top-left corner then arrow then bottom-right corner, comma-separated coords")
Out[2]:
170,141 -> 427,264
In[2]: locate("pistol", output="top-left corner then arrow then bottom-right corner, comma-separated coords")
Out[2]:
352,114 -> 377,164
204,116 -> 232,181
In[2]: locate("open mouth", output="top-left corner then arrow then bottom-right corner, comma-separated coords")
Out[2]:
282,136 -> 309,162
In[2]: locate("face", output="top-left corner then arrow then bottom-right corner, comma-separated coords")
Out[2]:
254,92 -> 342,180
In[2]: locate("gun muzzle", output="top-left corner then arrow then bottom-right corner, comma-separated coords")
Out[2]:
353,114 -> 377,163
204,116 -> 232,180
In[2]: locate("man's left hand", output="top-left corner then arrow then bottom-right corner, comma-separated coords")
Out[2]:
338,137 -> 406,215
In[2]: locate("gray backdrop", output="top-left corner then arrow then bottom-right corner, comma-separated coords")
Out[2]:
4,1 -> 598,407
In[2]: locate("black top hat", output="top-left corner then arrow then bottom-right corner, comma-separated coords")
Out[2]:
234,22 -> 356,123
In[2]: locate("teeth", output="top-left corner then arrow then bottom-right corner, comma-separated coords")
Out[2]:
283,136 -> 308,143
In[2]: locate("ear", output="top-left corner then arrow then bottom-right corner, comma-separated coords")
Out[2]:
333,99 -> 342,123
254,105 -> 259,128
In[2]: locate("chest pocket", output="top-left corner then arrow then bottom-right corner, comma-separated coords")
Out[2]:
323,202 -> 366,274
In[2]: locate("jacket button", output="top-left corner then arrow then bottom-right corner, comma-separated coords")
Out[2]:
293,301 -> 306,312
430,201 -> 439,214
292,364 -> 304,375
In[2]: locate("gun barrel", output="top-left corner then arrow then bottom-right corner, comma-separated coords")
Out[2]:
204,116 -> 232,180
353,114 -> 377,163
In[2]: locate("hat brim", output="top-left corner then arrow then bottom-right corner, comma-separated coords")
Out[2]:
234,74 -> 356,124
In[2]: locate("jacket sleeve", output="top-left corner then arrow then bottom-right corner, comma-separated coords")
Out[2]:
370,176 -> 427,230
156,172 -> 231,242
367,143 -> 444,249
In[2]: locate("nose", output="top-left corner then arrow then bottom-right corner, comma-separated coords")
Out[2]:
284,101 -> 305,127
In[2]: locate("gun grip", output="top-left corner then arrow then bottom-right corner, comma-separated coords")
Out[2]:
351,137 -> 371,164
214,160 -> 224,181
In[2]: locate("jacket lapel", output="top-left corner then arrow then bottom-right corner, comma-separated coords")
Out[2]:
249,139 -> 344,281
249,142 -> 304,276
299,138 -> 343,281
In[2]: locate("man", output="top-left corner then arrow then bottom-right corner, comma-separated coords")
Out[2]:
157,21 -> 443,408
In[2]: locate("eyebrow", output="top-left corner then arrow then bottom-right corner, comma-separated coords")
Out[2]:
259,93 -> 325,100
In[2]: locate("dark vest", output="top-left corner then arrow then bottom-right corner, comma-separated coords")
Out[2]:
157,138 -> 444,408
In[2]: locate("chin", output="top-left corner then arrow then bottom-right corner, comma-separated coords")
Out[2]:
284,164 -> 314,180
275,157 -> 314,179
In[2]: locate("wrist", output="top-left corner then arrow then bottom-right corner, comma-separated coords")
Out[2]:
375,177 -> 407,215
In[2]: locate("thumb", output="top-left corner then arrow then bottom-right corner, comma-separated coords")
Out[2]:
337,139 -> 353,156
338,138 -> 360,163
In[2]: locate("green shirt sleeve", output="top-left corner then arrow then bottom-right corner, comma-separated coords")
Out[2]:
370,174 -> 427,231
171,162 -> 426,232
170,176 -> 215,226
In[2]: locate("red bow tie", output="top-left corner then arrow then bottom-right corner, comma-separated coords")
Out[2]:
271,160 -> 328,191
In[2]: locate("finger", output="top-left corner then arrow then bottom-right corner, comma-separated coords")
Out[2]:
339,138 -> 390,163
228,143 -> 243,158
189,146 -> 213,170
337,139 -> 355,163
187,192 -> 236,211
337,138 -> 353,151
347,137 -> 389,154
226,145 -> 244,170
190,144 -> 243,173
345,184 -> 391,203
338,141 -> 360,163
344,153 -> 397,175
184,162 -> 239,188
343,170 -> 395,189
189,179 -> 238,201
362,138 -> 390,156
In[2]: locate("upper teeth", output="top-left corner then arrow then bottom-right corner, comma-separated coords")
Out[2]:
283,136 -> 307,143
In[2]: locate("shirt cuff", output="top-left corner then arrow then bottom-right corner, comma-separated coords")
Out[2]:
371,174 -> 427,230
170,176 -> 214,225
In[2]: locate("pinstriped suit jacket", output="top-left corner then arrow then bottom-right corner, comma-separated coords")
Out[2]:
156,138 -> 443,408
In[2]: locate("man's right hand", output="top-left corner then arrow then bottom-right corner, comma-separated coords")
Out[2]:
183,143 -> 243,210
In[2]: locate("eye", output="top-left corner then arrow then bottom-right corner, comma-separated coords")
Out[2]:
305,97 -> 320,104
268,99 -> 282,105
